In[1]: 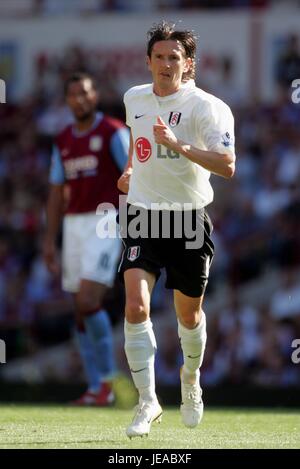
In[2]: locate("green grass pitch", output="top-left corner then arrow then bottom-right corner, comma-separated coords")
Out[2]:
0,405 -> 299,449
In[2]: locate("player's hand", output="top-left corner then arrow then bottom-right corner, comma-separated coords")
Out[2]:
42,238 -> 60,275
117,169 -> 132,194
153,116 -> 178,149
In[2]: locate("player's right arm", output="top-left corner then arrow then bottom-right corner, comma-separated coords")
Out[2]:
117,130 -> 133,194
43,145 -> 65,275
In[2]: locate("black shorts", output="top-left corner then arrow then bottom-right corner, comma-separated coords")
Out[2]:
118,204 -> 214,298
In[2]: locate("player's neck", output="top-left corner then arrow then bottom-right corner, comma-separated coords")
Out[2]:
153,82 -> 181,97
75,113 -> 96,132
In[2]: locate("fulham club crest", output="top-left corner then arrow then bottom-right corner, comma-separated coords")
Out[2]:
169,112 -> 182,127
127,246 -> 140,262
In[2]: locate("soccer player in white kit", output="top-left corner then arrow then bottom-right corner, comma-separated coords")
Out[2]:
118,22 -> 236,437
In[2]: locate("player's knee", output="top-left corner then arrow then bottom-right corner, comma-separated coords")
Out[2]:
125,299 -> 148,323
75,316 -> 86,332
179,310 -> 202,329
76,295 -> 100,316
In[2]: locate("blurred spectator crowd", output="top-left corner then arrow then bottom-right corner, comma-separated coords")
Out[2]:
0,33 -> 300,390
0,0 -> 298,17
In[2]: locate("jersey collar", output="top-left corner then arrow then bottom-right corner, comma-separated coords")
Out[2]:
72,112 -> 103,138
151,79 -> 195,102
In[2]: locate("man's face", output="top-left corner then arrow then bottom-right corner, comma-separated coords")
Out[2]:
147,40 -> 191,92
66,78 -> 98,121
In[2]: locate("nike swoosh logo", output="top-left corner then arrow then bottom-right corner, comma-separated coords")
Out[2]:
187,354 -> 201,359
135,114 -> 145,119
130,367 -> 147,373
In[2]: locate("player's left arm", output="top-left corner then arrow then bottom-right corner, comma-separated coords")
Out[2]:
153,113 -> 235,179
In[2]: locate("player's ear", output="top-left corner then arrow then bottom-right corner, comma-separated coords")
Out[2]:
146,55 -> 151,71
183,57 -> 192,74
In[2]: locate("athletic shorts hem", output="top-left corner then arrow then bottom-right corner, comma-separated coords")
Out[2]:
62,282 -> 79,293
118,264 -> 160,283
62,272 -> 114,292
165,280 -> 208,298
81,272 -> 115,288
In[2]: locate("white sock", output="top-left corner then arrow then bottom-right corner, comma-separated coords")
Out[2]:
178,313 -> 207,383
124,319 -> 157,403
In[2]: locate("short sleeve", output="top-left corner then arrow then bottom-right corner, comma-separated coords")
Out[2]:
196,99 -> 235,158
110,127 -> 130,171
123,90 -> 132,128
49,145 -> 65,184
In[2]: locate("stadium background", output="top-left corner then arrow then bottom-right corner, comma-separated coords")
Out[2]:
0,0 -> 300,407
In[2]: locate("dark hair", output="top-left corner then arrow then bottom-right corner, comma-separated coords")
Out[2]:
64,72 -> 98,95
147,21 -> 197,80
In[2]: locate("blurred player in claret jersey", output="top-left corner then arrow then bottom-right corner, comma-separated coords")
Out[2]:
43,72 -> 129,405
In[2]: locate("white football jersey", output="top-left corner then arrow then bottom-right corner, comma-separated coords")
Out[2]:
124,80 -> 235,210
